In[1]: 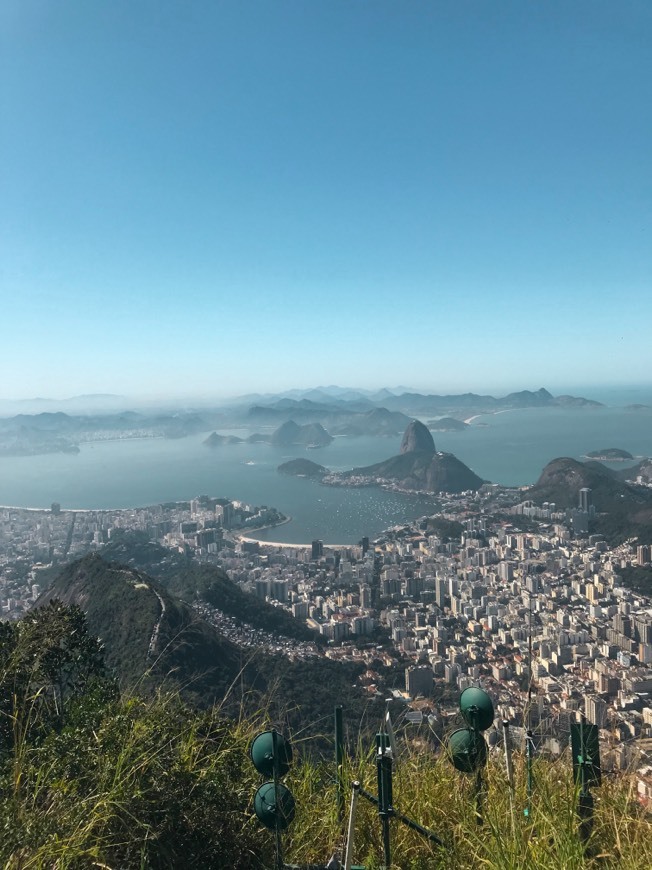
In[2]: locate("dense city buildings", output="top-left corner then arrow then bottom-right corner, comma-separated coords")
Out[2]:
2,482 -> 652,803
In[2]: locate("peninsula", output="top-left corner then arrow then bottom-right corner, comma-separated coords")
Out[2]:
324,420 -> 485,494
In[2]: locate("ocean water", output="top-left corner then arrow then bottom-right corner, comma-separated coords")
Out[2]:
0,400 -> 650,544
435,405 -> 651,487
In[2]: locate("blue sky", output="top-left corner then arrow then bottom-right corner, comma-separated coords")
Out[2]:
1,0 -> 650,400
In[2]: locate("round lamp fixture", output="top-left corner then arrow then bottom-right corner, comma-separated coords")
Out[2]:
447,728 -> 488,774
253,781 -> 296,830
460,687 -> 494,732
250,730 -> 293,778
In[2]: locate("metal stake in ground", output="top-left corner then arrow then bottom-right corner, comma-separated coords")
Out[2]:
335,705 -> 345,828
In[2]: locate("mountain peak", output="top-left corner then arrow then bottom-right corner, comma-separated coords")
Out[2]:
400,420 -> 436,454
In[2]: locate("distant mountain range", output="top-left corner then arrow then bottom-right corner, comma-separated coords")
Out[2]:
0,410 -> 225,456
246,403 -> 412,435
238,386 -> 602,416
0,386 -> 602,457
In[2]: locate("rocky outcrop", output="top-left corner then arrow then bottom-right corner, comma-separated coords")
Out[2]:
203,432 -> 244,447
270,420 -> 333,447
270,421 -> 302,446
399,420 -> 435,454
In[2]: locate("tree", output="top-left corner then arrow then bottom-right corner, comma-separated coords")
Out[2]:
0,601 -> 109,752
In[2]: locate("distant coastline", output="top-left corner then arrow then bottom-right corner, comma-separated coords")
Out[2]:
237,533 -> 352,550
238,513 -> 293,537
234,513 -> 366,549
463,408 -> 517,425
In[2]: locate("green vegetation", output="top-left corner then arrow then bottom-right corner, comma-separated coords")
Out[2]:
426,516 -> 464,541
531,457 -> 652,544
0,606 -> 270,867
2,603 -> 651,867
100,536 -> 318,644
34,552 -> 374,744
278,457 -> 329,478
618,565 -> 652,597
585,448 -> 634,460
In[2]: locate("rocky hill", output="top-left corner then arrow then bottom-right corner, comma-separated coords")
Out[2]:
529,457 -> 637,509
270,420 -> 333,447
584,447 -> 634,460
336,422 -> 484,493
400,419 -> 435,453
529,457 -> 652,543
34,549 -> 372,739
329,407 -> 412,437
36,554 -> 245,705
427,416 -> 469,431
278,458 -> 328,477
203,431 -> 244,446
245,402 -> 411,436
346,450 -> 484,493
618,458 -> 652,484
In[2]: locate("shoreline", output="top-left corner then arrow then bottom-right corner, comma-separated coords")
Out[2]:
236,533 -> 355,550
0,503 -> 357,549
463,408 -> 520,425
238,513 -> 293,536
0,502 -> 192,514
237,515 -> 356,549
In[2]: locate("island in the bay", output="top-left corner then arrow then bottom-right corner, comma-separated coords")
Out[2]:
582,447 -> 635,461
277,458 -> 328,478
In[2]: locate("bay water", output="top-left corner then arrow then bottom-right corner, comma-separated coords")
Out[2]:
0,400 -> 650,544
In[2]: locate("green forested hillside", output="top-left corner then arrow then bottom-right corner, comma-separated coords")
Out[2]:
35,553 -> 375,742
101,534 -> 319,643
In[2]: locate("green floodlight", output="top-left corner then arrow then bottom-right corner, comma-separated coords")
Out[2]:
253,781 -> 296,831
447,728 -> 488,774
250,730 -> 293,778
460,687 -> 494,732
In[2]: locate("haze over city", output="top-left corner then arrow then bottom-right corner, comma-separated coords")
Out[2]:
2,1 -> 651,401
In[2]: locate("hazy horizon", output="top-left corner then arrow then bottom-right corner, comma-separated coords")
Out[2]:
2,1 -> 650,400
2,381 -> 652,417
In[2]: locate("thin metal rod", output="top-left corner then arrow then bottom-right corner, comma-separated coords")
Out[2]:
475,766 -> 484,826
357,787 -> 445,848
378,752 -> 392,869
502,719 -> 516,836
343,781 -> 360,870
335,705 -> 345,827
382,814 -> 391,869
525,729 -> 534,819
577,713 -> 594,843
389,808 -> 445,847
502,720 -> 514,790
272,730 -> 283,870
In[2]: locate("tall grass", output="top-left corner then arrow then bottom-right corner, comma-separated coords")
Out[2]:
0,690 -> 273,868
284,736 -> 652,870
1,688 -> 651,868
2,603 -> 650,868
